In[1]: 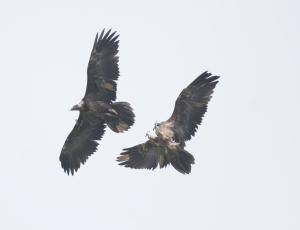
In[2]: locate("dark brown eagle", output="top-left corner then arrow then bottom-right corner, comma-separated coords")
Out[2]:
60,29 -> 135,175
117,72 -> 219,174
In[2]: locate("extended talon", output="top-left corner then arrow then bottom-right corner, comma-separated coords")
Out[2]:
145,131 -> 151,138
145,131 -> 155,140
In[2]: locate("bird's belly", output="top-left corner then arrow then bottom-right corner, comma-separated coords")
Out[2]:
86,101 -> 108,113
157,124 -> 174,141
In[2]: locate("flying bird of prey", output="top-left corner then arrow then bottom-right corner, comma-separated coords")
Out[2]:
60,29 -> 135,175
117,72 -> 219,174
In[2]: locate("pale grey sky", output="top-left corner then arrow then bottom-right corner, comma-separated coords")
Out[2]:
0,0 -> 299,229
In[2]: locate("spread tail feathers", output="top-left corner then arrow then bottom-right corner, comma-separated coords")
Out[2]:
167,149 -> 195,174
107,102 -> 135,133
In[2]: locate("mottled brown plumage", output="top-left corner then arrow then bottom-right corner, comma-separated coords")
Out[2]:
117,72 -> 219,174
60,29 -> 135,175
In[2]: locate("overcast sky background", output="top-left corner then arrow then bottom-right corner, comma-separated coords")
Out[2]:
0,0 -> 299,229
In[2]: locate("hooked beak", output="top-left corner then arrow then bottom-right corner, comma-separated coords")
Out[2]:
70,105 -> 78,111
153,121 -> 159,131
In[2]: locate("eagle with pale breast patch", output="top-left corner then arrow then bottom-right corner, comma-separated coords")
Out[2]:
117,72 -> 219,174
60,29 -> 135,175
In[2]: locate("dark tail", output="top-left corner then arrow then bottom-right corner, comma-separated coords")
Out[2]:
107,102 -> 135,133
162,148 -> 195,174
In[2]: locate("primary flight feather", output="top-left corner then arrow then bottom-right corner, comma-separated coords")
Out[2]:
60,29 -> 135,175
117,72 -> 219,174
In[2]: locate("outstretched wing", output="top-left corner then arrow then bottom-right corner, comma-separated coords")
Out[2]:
117,140 -> 195,174
117,141 -> 163,170
168,71 -> 219,143
85,29 -> 120,102
59,113 -> 106,175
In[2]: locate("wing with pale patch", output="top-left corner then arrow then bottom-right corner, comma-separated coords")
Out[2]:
85,29 -> 120,102
168,71 -> 219,143
117,141 -> 163,170
59,113 -> 106,175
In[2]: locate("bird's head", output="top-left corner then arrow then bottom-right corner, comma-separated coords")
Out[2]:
153,121 -> 160,131
70,100 -> 84,111
70,104 -> 80,111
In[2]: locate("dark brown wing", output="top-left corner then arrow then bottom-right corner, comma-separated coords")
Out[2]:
59,113 -> 106,175
117,140 -> 162,170
168,71 -> 219,143
117,139 -> 195,174
85,29 -> 120,102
